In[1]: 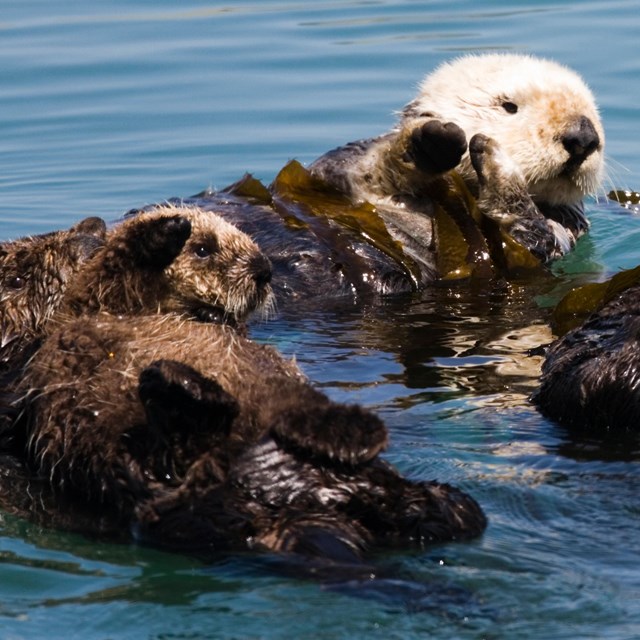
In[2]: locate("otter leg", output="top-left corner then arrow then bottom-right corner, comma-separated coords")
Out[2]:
268,382 -> 388,466
469,133 -> 560,263
344,462 -> 487,547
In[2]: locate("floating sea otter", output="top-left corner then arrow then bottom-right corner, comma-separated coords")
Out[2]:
534,267 -> 640,431
154,53 -> 604,300
2,206 -> 486,561
0,217 -> 106,369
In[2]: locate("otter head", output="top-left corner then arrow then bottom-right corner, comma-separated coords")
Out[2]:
402,53 -> 604,206
0,217 -> 106,363
142,205 -> 274,324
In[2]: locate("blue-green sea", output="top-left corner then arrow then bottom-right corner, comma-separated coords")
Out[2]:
2,2 -> 640,638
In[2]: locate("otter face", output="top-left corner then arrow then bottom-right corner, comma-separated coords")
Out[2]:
403,54 -> 604,206
145,206 -> 274,323
0,217 -> 106,357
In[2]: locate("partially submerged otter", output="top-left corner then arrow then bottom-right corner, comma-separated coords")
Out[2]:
534,278 -> 640,431
0,217 -> 106,369
5,207 -> 486,561
168,53 -> 603,300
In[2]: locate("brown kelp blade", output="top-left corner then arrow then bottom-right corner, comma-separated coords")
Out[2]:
553,264 -> 640,333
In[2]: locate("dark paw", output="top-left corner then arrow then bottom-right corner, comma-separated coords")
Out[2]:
469,133 -> 493,185
406,120 -> 467,174
139,359 -> 239,437
272,398 -> 388,466
256,513 -> 366,564
132,215 -> 192,270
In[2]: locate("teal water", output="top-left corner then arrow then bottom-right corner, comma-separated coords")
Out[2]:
2,1 -> 640,638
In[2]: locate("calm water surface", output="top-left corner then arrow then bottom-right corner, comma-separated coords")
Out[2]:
1,1 -> 640,638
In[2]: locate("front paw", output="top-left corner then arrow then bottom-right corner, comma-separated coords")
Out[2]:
406,120 -> 467,174
131,215 -> 192,270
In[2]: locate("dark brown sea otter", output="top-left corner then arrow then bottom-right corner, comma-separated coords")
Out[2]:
4,205 -> 486,562
534,278 -> 640,431
0,216 -> 106,369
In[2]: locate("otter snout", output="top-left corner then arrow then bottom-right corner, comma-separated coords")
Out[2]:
561,115 -> 600,167
250,254 -> 272,289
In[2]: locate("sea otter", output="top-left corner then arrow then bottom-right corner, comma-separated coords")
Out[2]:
60,203 -> 274,325
167,53 -> 603,300
534,280 -> 640,431
0,217 -> 106,369
6,207 -> 486,560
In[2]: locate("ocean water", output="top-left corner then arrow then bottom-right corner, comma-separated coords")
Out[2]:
1,1 -> 640,638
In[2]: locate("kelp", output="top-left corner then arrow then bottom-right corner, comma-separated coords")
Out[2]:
609,189 -> 640,208
431,172 -> 493,280
552,264 -> 640,333
224,160 -> 543,286
270,160 -> 424,288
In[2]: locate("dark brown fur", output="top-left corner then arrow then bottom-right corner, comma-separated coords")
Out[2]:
0,217 -> 106,369
8,208 -> 485,560
20,313 -> 485,560
534,283 -> 640,431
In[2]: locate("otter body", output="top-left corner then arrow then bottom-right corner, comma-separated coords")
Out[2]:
0,217 -> 106,369
172,54 -> 603,301
534,283 -> 640,431
4,207 -> 486,561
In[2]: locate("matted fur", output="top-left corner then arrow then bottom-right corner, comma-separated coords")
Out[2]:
0,217 -> 106,368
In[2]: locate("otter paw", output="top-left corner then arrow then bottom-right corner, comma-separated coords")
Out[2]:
407,120 -> 467,174
468,133 -> 495,185
139,359 -> 239,436
272,402 -> 388,466
131,215 -> 192,270
255,513 -> 366,563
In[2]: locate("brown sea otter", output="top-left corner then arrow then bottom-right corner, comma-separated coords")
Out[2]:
534,276 -> 640,431
3,205 -> 486,563
0,216 -> 106,369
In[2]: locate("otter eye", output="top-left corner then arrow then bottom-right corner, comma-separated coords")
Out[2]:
194,245 -> 211,259
7,275 -> 25,289
502,101 -> 518,114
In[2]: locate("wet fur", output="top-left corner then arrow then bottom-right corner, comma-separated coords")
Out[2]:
534,284 -> 640,431
7,209 -> 486,560
0,217 -> 106,369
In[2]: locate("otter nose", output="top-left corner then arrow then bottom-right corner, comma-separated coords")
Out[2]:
561,116 -> 600,163
250,254 -> 272,288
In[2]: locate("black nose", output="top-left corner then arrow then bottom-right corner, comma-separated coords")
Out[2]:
250,255 -> 272,288
561,116 -> 600,164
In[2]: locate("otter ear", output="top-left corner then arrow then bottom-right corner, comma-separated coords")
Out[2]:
139,359 -> 239,438
68,217 -> 108,262
72,217 -> 107,238
271,392 -> 388,466
129,215 -> 192,270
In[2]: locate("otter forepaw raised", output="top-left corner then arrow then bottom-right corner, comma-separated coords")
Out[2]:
406,120 -> 467,174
